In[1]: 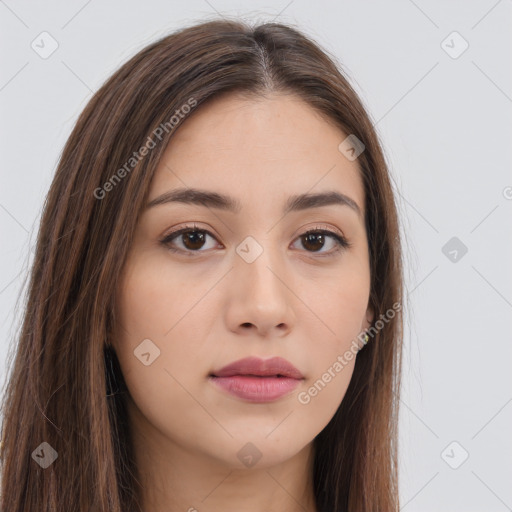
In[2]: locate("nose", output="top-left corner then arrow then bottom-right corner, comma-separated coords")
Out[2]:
224,244 -> 296,338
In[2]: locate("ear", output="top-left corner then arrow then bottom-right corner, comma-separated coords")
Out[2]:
363,303 -> 374,330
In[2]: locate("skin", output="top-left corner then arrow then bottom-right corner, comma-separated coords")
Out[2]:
113,92 -> 374,512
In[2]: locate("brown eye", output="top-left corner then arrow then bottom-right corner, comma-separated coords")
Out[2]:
180,230 -> 207,250
160,226 -> 219,254
292,229 -> 350,256
301,232 -> 326,252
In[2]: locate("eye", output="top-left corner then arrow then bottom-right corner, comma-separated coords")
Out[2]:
160,224 -> 221,255
291,227 -> 351,256
160,224 -> 351,256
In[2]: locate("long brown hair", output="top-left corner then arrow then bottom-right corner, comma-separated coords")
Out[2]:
0,17 -> 403,512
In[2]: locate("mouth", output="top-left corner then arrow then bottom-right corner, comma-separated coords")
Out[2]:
209,356 -> 304,403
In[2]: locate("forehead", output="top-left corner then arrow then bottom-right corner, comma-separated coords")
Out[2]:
149,92 -> 365,216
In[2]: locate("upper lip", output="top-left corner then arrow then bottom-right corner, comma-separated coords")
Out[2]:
210,356 -> 304,379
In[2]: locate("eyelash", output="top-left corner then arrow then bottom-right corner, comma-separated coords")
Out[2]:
159,223 -> 351,257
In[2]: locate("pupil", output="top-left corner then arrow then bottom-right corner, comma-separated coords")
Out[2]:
184,231 -> 205,250
303,233 -> 324,252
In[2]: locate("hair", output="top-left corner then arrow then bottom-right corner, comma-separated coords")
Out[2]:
0,17 -> 404,512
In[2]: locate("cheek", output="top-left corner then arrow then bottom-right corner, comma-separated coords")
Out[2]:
116,253 -> 205,345
113,288 -> 212,452
297,358 -> 356,427
297,260 -> 368,405
296,288 -> 362,424
113,257 -> 220,434
304,263 -> 370,344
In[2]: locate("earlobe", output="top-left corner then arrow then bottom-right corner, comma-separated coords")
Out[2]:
356,304 -> 374,353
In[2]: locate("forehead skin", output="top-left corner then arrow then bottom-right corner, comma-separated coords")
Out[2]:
147,92 -> 366,230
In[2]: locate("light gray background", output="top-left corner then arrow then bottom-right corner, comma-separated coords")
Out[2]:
1,1 -> 511,511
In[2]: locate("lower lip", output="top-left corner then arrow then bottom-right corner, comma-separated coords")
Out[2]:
209,375 -> 301,402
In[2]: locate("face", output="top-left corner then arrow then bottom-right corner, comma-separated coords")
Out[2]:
113,92 -> 374,470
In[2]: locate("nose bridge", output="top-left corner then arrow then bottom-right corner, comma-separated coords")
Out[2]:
235,233 -> 286,299
227,232 -> 295,334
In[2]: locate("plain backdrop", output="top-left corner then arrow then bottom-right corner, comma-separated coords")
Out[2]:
1,1 -> 511,511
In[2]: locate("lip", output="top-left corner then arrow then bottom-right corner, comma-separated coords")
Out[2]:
209,356 -> 304,403
211,356 -> 304,379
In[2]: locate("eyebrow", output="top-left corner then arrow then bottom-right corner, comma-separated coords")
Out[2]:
145,187 -> 362,218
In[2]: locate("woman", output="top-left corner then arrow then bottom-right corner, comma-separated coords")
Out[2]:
0,18 -> 404,512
